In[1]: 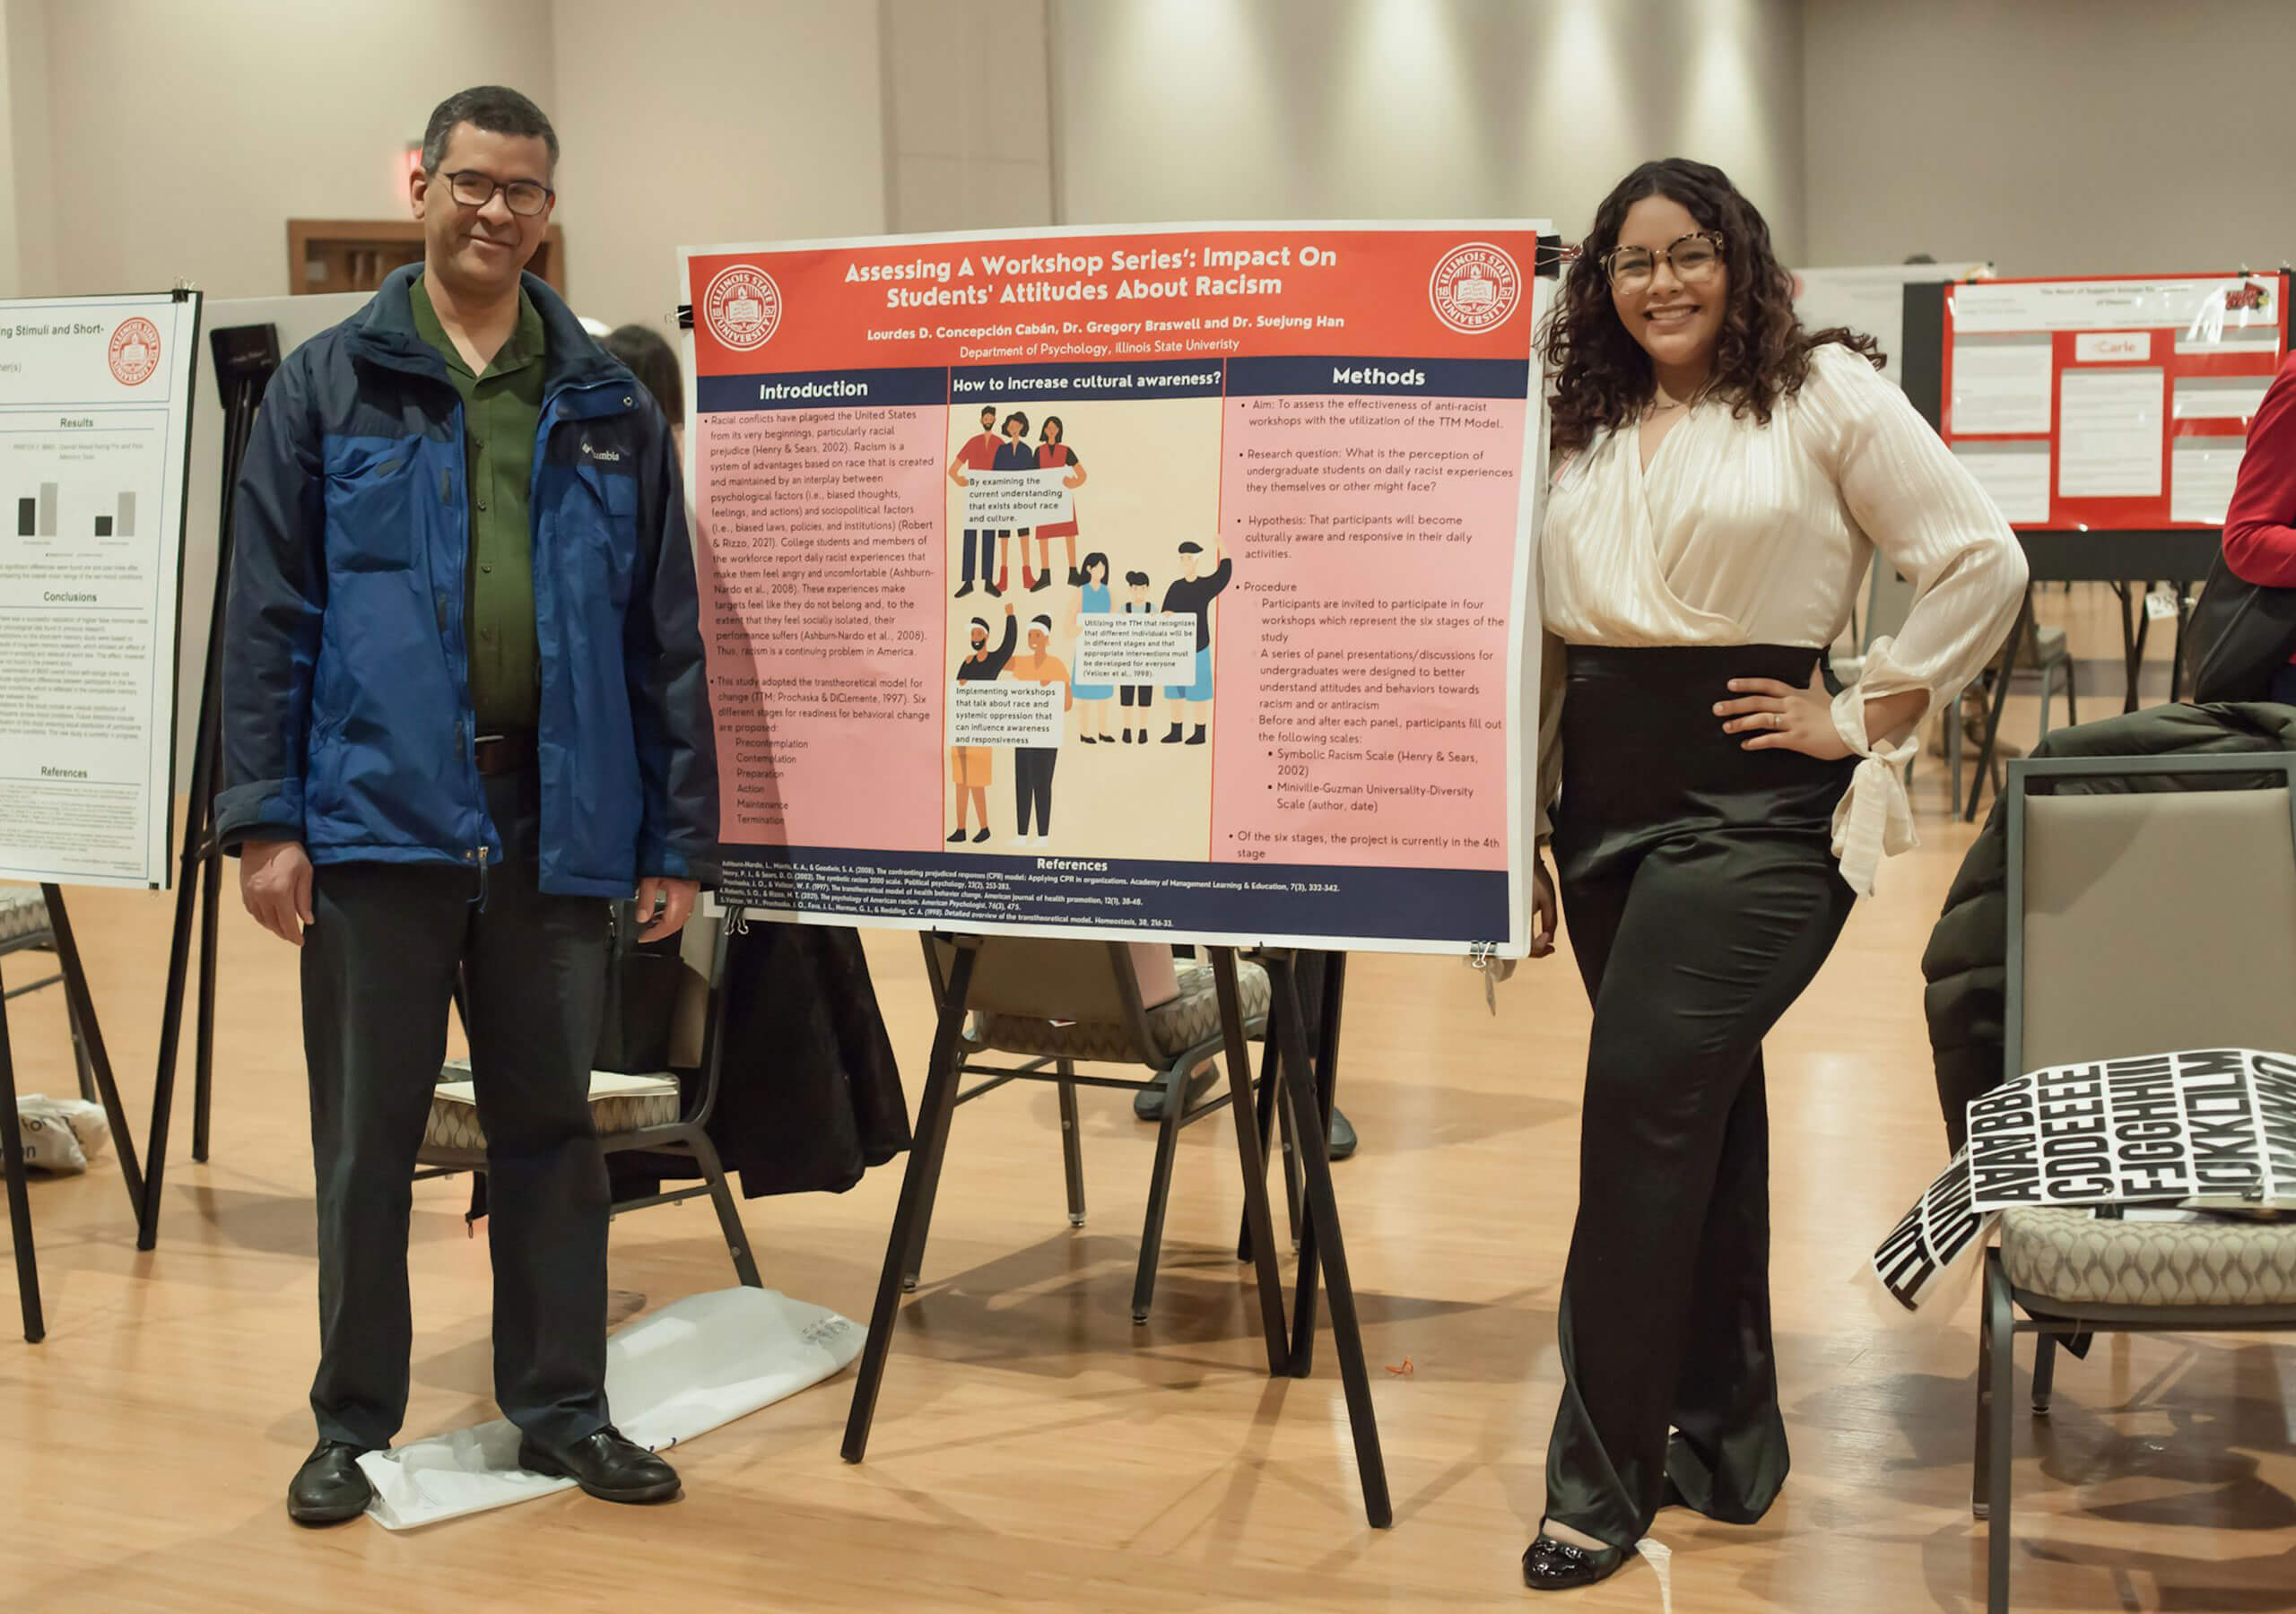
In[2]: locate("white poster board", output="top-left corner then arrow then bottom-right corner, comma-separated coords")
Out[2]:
1793,261 -> 1991,387
0,291 -> 201,889
176,292 -> 368,794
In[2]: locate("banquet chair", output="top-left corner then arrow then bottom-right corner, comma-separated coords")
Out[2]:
905,935 -> 1277,1323
1974,754 -> 2296,1613
413,907 -> 760,1288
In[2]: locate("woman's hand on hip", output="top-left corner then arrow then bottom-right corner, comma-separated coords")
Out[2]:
1716,664 -> 1851,760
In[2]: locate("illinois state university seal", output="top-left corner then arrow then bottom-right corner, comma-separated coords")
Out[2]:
702,265 -> 781,351
109,317 -> 161,386
1428,243 -> 1521,335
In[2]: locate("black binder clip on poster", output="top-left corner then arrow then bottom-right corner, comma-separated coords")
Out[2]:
135,323 -> 281,1251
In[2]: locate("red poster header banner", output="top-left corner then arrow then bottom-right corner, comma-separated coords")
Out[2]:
684,224 -> 1543,376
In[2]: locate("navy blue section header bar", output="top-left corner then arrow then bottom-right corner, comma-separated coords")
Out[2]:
950,360 -> 1225,403
1225,355 -> 1529,399
715,846 -> 1508,947
699,367 -> 947,413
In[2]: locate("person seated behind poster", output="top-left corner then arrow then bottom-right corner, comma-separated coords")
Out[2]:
1003,612 -> 1071,846
601,323 -> 683,460
1161,538 -> 1231,743
952,603 -> 1020,842
2222,339 -> 2296,704
1120,569 -> 1156,742
1069,551 -> 1116,742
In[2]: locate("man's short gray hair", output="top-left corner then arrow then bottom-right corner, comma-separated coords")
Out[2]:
422,85 -> 559,174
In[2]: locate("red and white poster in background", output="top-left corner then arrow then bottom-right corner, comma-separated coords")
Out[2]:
1939,273 -> 2288,530
678,223 -> 1549,953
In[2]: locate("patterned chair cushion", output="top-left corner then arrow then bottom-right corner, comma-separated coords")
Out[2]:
423,1063 -> 682,1154
2001,1206 -> 2296,1307
971,959 -> 1272,1065
0,887 -> 51,946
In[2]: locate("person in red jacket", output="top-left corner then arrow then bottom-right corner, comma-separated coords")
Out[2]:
2221,347 -> 2296,703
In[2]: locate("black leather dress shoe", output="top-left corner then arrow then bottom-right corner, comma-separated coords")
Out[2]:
517,1427 -> 681,1504
287,1440 -> 374,1525
1521,1535 -> 1629,1591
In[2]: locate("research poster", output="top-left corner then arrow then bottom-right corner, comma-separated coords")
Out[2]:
0,291 -> 201,889
681,222 -> 1549,953
1939,273 -> 2287,529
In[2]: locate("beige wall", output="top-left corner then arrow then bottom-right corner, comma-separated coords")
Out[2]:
881,0 -> 1053,235
1050,0 -> 1806,256
1803,0 -> 2295,275
0,0 -> 884,321
28,0 -> 553,299
552,0 -> 888,330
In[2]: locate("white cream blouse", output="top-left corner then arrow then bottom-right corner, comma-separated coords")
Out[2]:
1536,342 -> 2029,896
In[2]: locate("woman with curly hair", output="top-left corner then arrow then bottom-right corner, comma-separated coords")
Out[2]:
1516,160 -> 2026,1591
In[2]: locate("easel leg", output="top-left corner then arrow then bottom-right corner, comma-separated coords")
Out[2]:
2170,582 -> 2192,703
1266,950 -> 1391,1527
899,1043 -> 962,1294
1,991 -> 42,1342
140,372 -> 262,1245
1209,948 -> 1288,1375
136,850 -> 203,1249
193,843 -> 220,1163
1287,951 -> 1347,1368
1965,613 -> 2023,825
41,889 -> 143,1217
843,940 -> 977,1463
1235,1026 -> 1295,1262
2118,582 -> 2147,715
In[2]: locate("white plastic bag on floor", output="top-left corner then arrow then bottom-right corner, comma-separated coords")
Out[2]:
358,1286 -> 863,1530
14,1095 -> 110,1174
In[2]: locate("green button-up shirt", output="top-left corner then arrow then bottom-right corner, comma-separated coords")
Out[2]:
409,273 -> 545,732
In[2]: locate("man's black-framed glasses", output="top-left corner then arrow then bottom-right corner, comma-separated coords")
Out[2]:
440,169 -> 553,217
1602,230 -> 1726,291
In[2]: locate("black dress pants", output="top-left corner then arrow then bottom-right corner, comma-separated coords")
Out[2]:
300,764 -> 614,1452
1543,646 -> 1857,1549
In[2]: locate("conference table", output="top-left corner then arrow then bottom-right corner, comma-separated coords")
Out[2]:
1964,528 -> 2220,821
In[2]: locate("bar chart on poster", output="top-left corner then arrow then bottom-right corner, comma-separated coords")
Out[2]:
0,291 -> 201,889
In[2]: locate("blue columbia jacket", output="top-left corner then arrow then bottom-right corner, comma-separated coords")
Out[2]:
215,265 -> 718,897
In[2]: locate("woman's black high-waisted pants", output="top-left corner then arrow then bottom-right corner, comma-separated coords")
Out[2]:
1542,644 -> 1858,1549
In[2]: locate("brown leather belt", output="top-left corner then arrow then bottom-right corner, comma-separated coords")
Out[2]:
472,730 -> 537,776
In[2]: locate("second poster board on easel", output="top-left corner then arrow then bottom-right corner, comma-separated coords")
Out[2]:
0,291 -> 203,890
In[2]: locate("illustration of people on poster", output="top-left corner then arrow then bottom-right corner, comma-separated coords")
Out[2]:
681,224 -> 1549,952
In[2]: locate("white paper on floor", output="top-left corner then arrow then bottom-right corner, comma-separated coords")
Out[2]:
358,1286 -> 863,1530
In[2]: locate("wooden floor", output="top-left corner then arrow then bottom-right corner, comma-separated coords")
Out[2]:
4,588 -> 2291,1612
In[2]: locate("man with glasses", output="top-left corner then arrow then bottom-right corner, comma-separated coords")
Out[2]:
219,84 -> 716,1524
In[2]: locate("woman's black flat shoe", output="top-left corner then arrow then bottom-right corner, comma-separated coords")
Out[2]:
1521,1535 -> 1629,1591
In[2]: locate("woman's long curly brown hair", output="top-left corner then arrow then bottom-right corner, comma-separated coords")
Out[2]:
1544,158 -> 1879,455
